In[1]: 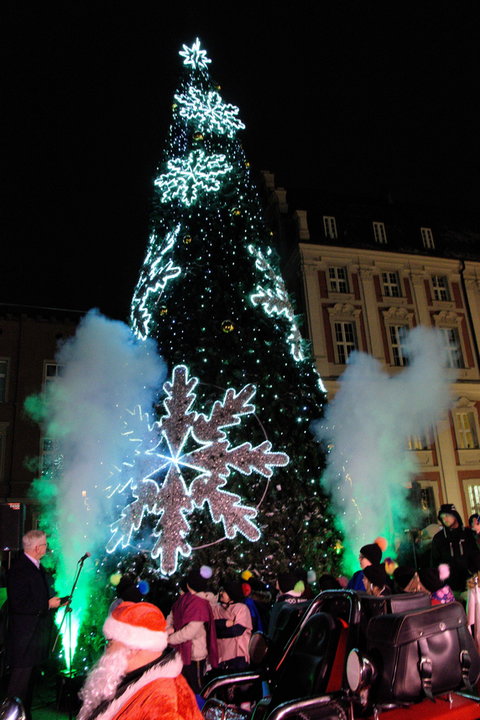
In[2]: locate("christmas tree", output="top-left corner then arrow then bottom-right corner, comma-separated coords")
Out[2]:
117,39 -> 340,579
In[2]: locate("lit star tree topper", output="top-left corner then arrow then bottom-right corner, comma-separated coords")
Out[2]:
179,38 -> 212,70
106,364 -> 289,575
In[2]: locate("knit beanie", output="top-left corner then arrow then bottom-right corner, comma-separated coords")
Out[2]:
186,567 -> 210,593
360,542 -> 382,565
418,564 -> 450,593
277,572 -> 298,593
222,580 -> 245,603
103,601 -> 168,652
393,566 -> 416,591
117,573 -> 142,603
363,564 -> 387,589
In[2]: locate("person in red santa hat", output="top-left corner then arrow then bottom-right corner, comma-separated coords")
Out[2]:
77,601 -> 202,720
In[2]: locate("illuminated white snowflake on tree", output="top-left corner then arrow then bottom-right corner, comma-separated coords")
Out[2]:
175,87 -> 245,138
154,150 -> 232,207
106,364 -> 289,575
179,38 -> 212,70
131,226 -> 181,339
248,245 -> 305,361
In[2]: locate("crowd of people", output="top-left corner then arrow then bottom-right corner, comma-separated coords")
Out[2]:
3,502 -> 480,719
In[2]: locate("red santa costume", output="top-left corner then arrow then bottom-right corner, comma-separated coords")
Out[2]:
78,602 -> 202,720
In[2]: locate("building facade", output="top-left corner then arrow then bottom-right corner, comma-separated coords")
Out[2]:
0,305 -> 82,532
261,172 -> 480,527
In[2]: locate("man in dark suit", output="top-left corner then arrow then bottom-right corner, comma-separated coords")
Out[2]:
6,530 -> 62,718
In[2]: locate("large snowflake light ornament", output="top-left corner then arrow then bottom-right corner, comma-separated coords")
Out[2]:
106,364 -> 289,575
154,150 -> 232,207
175,87 -> 245,138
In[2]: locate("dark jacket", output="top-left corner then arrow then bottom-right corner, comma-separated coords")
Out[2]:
431,526 -> 480,592
267,592 -> 306,637
6,553 -> 52,667
347,570 -> 365,591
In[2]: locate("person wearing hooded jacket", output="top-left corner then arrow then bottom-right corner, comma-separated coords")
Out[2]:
267,572 -> 307,638
167,568 -> 218,694
431,503 -> 480,593
212,580 -> 252,671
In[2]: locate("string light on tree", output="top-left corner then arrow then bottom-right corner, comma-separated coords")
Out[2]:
128,37 -> 338,577
131,226 -> 182,340
248,244 -> 305,361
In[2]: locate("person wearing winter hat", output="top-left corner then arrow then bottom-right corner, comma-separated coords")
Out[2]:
393,566 -> 417,593
431,503 -> 480,594
469,513 -> 480,552
242,575 -> 271,632
167,567 -> 218,695
418,565 -> 455,605
267,571 -> 308,638
469,513 -> 480,534
363,564 -> 389,597
347,538 -> 386,591
77,602 -> 202,720
212,580 -> 252,671
240,576 -> 264,633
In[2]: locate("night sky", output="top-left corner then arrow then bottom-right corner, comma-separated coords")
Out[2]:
2,2 -> 480,320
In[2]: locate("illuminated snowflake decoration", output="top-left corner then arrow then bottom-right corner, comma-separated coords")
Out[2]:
154,150 -> 232,207
248,245 -> 305,361
106,364 -> 289,575
131,226 -> 181,339
175,87 -> 245,138
179,38 -> 211,70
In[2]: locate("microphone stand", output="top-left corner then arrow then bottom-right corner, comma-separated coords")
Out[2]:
405,529 -> 418,571
53,555 -> 90,720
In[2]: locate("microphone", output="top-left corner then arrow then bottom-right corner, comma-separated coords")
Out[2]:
78,552 -> 91,563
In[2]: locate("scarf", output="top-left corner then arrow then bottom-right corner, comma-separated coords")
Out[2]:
171,592 -> 218,667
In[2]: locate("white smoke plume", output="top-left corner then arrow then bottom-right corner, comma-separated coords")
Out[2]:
314,326 -> 454,569
38,310 -> 166,657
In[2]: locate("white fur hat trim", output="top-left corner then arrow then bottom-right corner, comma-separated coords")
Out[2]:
103,614 -> 168,652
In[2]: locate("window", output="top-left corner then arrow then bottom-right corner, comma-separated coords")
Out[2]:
389,325 -> 408,366
44,362 -> 64,389
421,227 -> 435,249
465,481 -> 480,515
454,399 -> 480,455
432,275 -> 450,302
382,271 -> 401,298
455,410 -> 479,449
0,422 -> 7,483
323,216 -> 337,239
41,365 -> 63,476
328,267 -> 349,294
440,327 -> 464,368
40,437 -> 55,475
418,485 -> 436,524
407,433 -> 430,450
334,321 -> 357,364
0,360 -> 7,402
407,481 -> 437,524
373,221 -> 387,244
